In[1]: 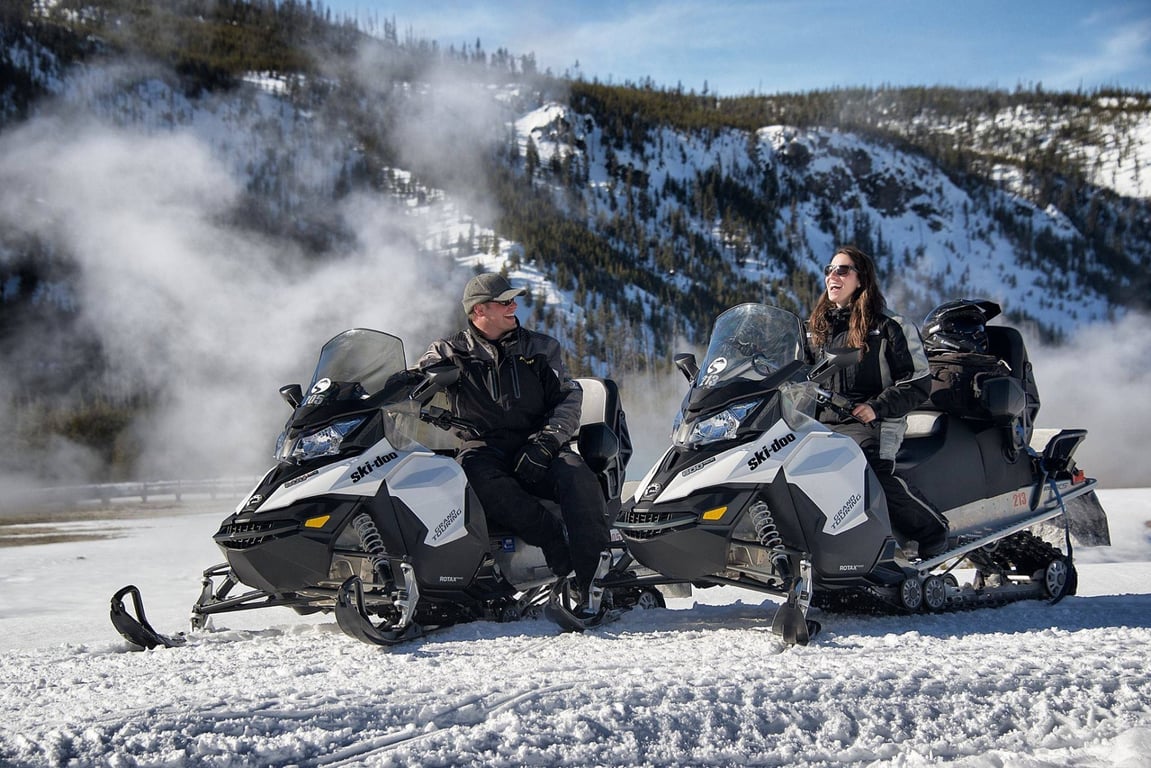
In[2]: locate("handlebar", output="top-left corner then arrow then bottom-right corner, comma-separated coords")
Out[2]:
419,405 -> 479,438
812,386 -> 861,423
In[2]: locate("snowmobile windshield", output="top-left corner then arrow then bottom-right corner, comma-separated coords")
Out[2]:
695,304 -> 805,391
671,305 -> 808,446
307,329 -> 407,397
275,329 -> 442,462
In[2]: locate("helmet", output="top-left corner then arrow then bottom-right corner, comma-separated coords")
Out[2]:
922,299 -> 1001,355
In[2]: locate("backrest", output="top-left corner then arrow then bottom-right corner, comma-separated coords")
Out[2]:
985,326 -> 1026,380
904,410 -> 945,439
574,377 -> 633,505
576,377 -> 610,427
985,324 -> 1040,440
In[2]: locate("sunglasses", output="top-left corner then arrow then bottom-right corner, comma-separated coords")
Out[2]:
824,264 -> 859,277
489,298 -> 516,306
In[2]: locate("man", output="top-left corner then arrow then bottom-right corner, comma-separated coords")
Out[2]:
418,272 -> 611,613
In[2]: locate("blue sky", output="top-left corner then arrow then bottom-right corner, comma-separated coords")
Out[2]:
324,0 -> 1150,95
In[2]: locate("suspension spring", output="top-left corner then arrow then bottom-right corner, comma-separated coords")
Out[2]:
748,500 -> 783,549
351,512 -> 391,582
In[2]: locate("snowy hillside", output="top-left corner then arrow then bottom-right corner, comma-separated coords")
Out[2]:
0,488 -> 1148,766
517,98 -> 1150,339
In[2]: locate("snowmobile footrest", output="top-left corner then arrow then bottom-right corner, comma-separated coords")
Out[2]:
110,585 -> 186,650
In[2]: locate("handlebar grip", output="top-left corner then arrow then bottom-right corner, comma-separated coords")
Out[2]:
814,388 -> 859,421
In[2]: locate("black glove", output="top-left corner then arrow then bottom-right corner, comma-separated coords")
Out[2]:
513,433 -> 561,485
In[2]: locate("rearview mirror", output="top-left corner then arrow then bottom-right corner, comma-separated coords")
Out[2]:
279,384 -> 303,408
807,346 -> 862,384
673,353 -> 699,382
410,363 -> 460,403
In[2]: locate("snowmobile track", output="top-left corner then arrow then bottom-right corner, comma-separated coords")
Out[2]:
315,683 -> 579,766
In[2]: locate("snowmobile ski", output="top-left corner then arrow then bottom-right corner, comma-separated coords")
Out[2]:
770,557 -> 821,645
543,580 -> 623,633
110,585 -> 186,650
544,552 -> 619,632
334,576 -> 436,646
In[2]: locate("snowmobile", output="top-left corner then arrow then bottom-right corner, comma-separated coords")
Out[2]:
111,328 -> 658,649
612,303 -> 1109,645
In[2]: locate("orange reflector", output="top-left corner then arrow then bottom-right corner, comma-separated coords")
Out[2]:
701,506 -> 727,521
304,515 -> 331,529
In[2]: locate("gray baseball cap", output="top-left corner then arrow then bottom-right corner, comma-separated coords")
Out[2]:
462,273 -> 527,314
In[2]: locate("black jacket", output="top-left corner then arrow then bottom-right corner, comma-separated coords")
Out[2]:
812,307 -> 931,461
418,320 -> 582,452
814,306 -> 932,421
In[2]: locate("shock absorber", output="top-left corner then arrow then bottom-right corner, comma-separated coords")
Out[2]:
351,512 -> 391,584
749,500 -> 782,548
749,500 -> 791,578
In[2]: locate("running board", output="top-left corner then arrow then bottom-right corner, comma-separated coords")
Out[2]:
915,478 -> 1096,573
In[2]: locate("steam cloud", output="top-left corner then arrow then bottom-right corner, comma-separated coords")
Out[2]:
0,109 -> 463,490
1026,313 -> 1151,489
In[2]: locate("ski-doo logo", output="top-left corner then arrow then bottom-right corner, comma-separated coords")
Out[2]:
831,493 -> 862,529
433,507 -> 463,540
746,432 -> 797,471
349,452 -> 399,483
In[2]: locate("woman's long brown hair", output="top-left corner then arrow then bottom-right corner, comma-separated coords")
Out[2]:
807,245 -> 888,352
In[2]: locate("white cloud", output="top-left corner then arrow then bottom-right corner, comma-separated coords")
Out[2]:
1040,19 -> 1151,90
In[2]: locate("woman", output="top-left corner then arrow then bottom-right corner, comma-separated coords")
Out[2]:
807,245 -> 950,558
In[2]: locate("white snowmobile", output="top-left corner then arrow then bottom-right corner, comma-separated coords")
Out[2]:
614,303 -> 1109,645
111,328 -> 659,648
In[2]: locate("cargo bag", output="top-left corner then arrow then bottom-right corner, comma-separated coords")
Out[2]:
926,351 -> 1013,419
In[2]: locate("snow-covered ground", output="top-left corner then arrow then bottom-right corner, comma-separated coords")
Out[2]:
0,489 -> 1148,767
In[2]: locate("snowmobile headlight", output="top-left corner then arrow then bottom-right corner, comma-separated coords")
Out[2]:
673,400 -> 760,448
278,416 -> 367,463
